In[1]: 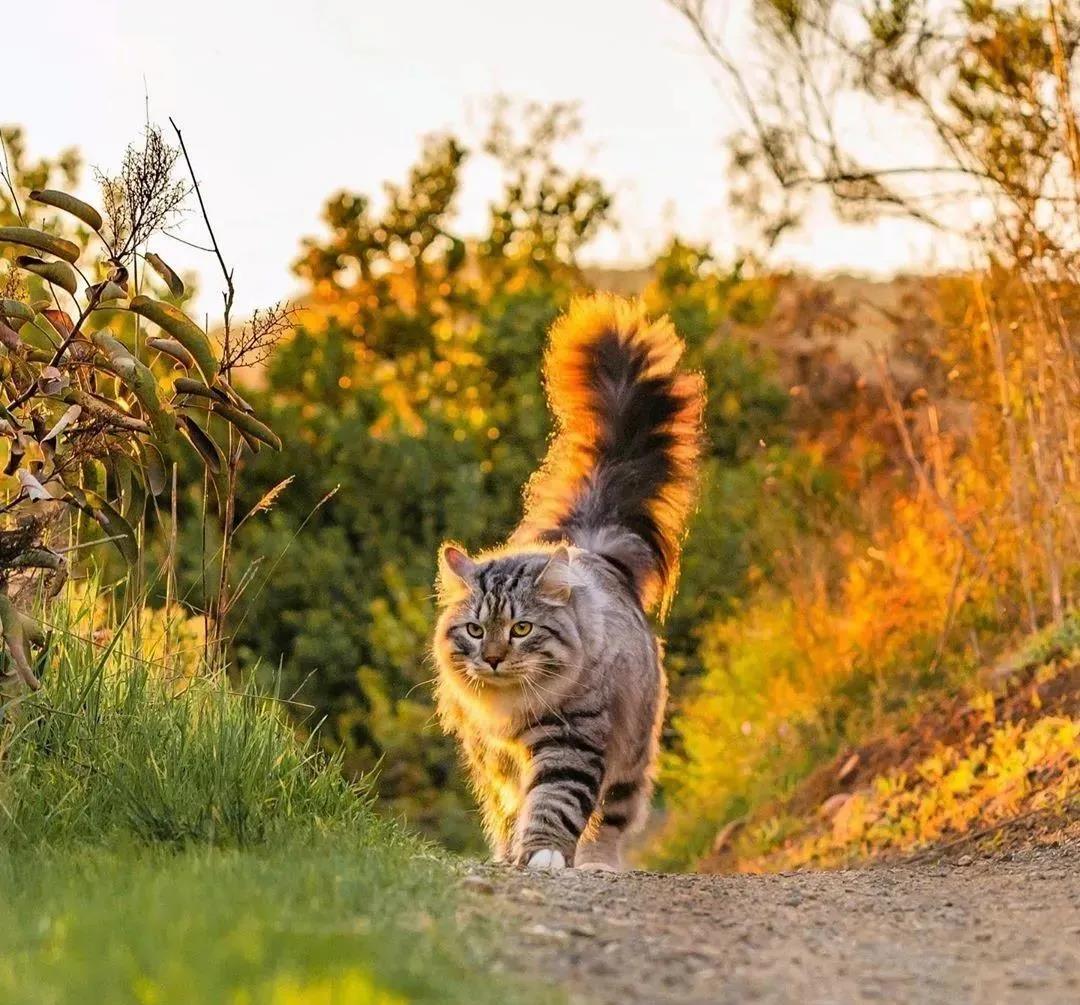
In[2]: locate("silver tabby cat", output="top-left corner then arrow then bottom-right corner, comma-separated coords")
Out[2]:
433,294 -> 704,871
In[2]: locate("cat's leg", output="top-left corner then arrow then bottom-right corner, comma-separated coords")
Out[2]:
513,709 -> 609,869
577,646 -> 666,871
575,777 -> 650,871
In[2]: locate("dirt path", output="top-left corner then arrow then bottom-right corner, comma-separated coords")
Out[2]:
465,839 -> 1080,1004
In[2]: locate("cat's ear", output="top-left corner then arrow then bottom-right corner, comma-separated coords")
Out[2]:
535,546 -> 573,605
438,543 -> 476,602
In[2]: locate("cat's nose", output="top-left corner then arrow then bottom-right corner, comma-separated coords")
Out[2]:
483,654 -> 504,672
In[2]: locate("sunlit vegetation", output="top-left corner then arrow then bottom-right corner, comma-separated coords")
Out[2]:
210,106 -> 786,848
700,617 -> 1080,872
653,0 -> 1080,870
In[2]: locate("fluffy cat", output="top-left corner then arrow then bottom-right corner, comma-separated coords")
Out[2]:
432,294 -> 704,870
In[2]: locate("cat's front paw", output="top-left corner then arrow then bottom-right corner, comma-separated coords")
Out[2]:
524,848 -> 566,870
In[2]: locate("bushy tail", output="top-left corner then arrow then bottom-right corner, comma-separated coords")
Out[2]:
514,295 -> 705,618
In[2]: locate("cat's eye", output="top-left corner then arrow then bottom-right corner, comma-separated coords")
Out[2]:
510,621 -> 533,638
464,623 -> 484,639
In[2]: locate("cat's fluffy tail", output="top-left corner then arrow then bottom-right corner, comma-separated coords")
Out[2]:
514,294 -> 705,618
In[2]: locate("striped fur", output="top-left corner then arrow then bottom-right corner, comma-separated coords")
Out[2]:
432,296 -> 704,870
514,294 -> 705,619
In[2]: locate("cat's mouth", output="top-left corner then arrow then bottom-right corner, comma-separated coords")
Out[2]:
465,667 -> 523,688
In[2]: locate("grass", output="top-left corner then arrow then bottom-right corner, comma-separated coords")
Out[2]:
0,588 -> 553,1004
0,834 -> 546,1004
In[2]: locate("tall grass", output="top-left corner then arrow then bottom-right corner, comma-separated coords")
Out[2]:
0,584 -> 366,847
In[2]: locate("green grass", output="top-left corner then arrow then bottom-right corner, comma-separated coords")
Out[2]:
0,590 -> 553,1003
0,835 -> 538,1004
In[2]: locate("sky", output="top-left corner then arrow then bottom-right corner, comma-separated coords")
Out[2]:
9,0 -> 958,317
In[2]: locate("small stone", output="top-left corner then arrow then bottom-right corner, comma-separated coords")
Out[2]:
568,923 -> 596,937
518,887 -> 545,904
460,874 -> 495,895
524,923 -> 568,941
956,854 -> 974,866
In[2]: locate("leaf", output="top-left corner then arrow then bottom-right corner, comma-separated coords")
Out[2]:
0,594 -> 40,690
218,376 -> 255,413
27,310 -> 66,348
0,299 -> 33,324
91,330 -> 135,365
0,226 -> 80,264
146,337 -> 195,369
81,458 -> 106,495
9,548 -> 64,571
210,401 -> 281,450
140,441 -> 167,495
15,256 -> 78,296
91,332 -> 180,456
121,461 -> 147,523
177,414 -> 222,473
85,280 -> 128,304
173,376 -> 227,402
17,469 -> 53,501
29,189 -> 103,231
37,365 -> 69,395
0,319 -> 21,351
128,296 -> 219,382
80,489 -> 139,565
43,403 -> 82,441
41,309 -> 74,336
4,438 -> 23,476
63,390 -> 151,435
144,253 -> 185,297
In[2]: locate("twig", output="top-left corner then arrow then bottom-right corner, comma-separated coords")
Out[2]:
168,118 -> 235,339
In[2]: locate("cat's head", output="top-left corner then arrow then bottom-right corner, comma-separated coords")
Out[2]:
434,544 -> 583,690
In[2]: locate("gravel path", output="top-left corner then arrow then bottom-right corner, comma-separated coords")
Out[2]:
465,840 -> 1080,1004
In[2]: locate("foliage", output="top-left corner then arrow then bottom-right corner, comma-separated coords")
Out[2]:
0,125 -> 282,691
777,713 -> 1078,868
720,620 -> 1080,872
670,0 -> 1080,255
675,0 -> 1080,630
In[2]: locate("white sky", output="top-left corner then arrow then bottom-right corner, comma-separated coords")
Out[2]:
9,0 -> 959,317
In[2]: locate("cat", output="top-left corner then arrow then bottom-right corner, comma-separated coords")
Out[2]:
432,294 -> 704,870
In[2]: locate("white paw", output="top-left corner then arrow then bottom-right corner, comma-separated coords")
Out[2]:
526,849 -> 566,870
576,860 -> 618,872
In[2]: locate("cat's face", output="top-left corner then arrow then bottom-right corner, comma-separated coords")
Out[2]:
435,545 -> 582,691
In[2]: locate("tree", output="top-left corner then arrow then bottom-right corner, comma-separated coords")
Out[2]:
672,0 -> 1080,628
670,0 -> 1080,262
